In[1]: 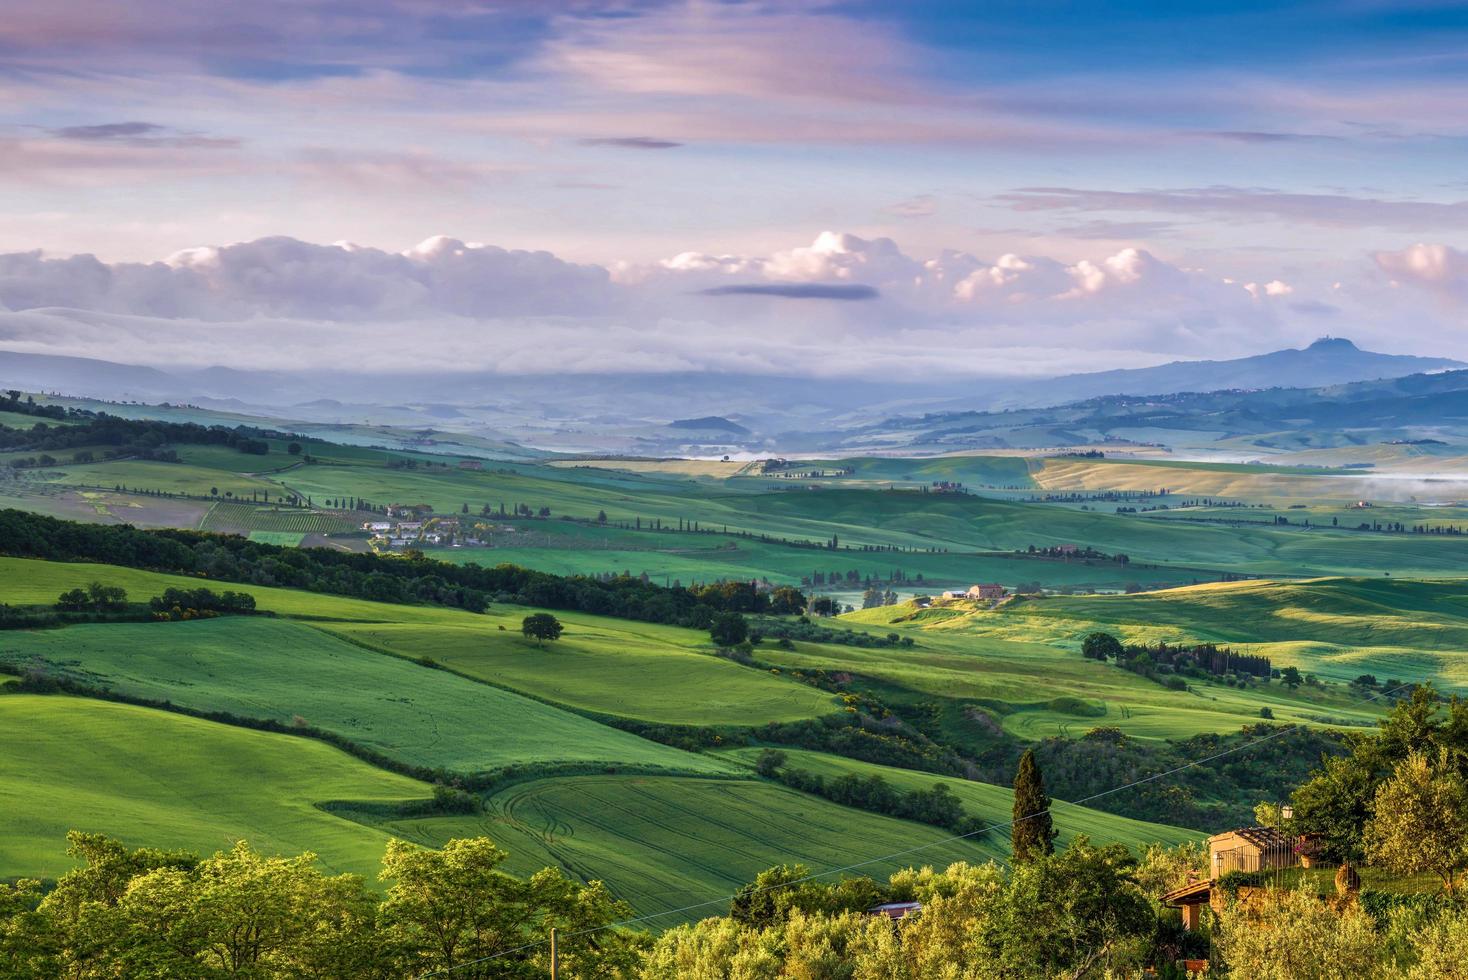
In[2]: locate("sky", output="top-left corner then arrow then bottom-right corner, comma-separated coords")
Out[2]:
2,0 -> 1468,379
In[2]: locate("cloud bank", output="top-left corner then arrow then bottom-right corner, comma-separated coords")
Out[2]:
0,229 -> 1435,380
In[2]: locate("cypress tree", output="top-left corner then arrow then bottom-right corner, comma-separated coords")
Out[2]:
1011,749 -> 1057,863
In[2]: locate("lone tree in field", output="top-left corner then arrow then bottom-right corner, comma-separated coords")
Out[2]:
1082,631 -> 1123,660
1012,749 -> 1057,863
521,613 -> 563,646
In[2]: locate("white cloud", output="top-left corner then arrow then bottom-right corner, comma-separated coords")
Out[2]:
1374,243 -> 1468,299
0,230 -> 1368,379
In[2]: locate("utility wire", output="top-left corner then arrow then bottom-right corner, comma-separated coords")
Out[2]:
420,678 -> 1431,977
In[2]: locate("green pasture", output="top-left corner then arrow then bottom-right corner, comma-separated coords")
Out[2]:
37,458 -> 279,499
324,617 -> 836,727
764,613 -> 1386,743
719,747 -> 1202,852
949,578 -> 1468,688
425,534 -> 1210,592
0,694 -> 429,881
247,530 -> 306,546
335,774 -> 999,923
0,617 -> 734,777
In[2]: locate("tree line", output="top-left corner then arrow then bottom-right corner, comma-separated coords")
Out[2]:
0,399 -> 288,458
0,509 -> 807,628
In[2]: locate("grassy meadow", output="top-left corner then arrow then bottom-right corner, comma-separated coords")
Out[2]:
7,409 -> 1468,925
0,694 -> 430,880
718,747 -> 1203,852
0,616 -> 737,777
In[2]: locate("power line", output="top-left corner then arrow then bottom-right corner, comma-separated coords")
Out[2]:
420,678 -> 1431,977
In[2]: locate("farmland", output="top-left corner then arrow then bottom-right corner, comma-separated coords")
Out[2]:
5,402 -> 1468,936
718,747 -> 1202,853
0,617 -> 738,777
0,694 -> 430,880
334,774 -> 1003,923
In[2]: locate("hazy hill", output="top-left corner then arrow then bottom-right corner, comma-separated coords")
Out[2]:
975,338 -> 1465,410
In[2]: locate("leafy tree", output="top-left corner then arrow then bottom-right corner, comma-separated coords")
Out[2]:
709,611 -> 749,648
767,586 -> 807,616
54,588 -> 90,612
1214,883 -> 1378,979
1081,631 -> 1123,660
520,612 -> 563,646
808,596 -> 838,617
994,837 -> 1155,977
728,864 -> 826,930
87,581 -> 127,611
287,442 -> 302,455
1281,665 -> 1303,688
755,748 -> 787,778
1365,752 -> 1468,893
1012,749 -> 1057,863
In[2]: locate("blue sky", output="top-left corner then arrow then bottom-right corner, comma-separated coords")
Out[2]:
1,0 -> 1466,376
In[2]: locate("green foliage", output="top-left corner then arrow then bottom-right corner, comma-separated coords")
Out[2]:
1012,749 -> 1057,863
1214,883 -> 1380,980
1292,686 -> 1468,863
657,840 -> 1157,979
754,748 -> 786,778
1081,630 -> 1123,660
1365,752 -> 1468,892
520,611 -> 563,645
54,581 -> 127,612
708,611 -> 748,648
0,832 -> 644,979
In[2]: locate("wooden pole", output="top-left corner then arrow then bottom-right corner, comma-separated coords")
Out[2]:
550,927 -> 558,980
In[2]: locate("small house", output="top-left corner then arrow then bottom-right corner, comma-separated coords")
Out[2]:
942,590 -> 968,600
967,583 -> 1006,600
868,901 -> 922,921
1165,825 -> 1301,932
1208,826 -> 1296,876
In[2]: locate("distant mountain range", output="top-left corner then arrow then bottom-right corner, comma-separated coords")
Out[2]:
1,337 -> 1462,454
964,337 -> 1465,411
836,364 -> 1468,455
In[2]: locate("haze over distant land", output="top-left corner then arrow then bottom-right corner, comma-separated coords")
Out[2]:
6,3 -> 1468,381
4,336 -> 1461,456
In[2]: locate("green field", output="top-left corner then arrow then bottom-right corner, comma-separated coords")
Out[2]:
200,500 -> 362,535
246,530 -> 306,545
324,617 -> 837,727
0,617 -> 735,777
13,427 -> 1468,582
719,748 -> 1202,852
941,577 -> 1468,687
0,694 -> 430,880
334,774 -> 1003,923
425,533 -> 1209,592
8,408 -> 1468,931
784,607 -> 1387,744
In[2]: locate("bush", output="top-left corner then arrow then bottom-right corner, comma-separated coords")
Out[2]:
755,748 -> 787,778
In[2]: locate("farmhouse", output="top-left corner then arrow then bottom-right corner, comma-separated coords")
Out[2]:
943,584 -> 1007,601
1164,825 -> 1301,930
868,901 -> 922,921
362,521 -> 392,532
